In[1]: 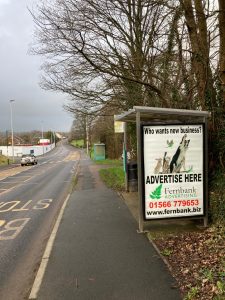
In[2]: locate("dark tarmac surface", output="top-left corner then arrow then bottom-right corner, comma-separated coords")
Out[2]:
0,163 -> 20,171
36,158 -> 181,300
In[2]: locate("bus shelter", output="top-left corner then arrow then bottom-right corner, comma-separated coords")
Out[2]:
115,106 -> 210,232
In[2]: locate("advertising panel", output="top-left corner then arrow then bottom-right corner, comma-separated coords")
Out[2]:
142,124 -> 205,220
114,121 -> 125,133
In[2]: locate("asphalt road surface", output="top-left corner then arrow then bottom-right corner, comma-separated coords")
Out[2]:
0,141 -> 80,300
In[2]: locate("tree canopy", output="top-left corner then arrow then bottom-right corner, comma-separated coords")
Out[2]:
30,0 -> 225,168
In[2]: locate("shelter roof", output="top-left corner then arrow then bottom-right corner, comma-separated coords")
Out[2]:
115,106 -> 210,123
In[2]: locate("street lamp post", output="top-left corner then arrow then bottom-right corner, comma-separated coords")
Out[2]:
41,121 -> 44,139
10,100 -> 15,163
86,115 -> 89,155
6,130 -> 9,165
41,121 -> 44,155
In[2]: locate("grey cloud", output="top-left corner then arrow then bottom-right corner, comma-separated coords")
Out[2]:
0,0 -> 73,132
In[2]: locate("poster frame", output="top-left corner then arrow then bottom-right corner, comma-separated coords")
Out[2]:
140,122 -> 207,221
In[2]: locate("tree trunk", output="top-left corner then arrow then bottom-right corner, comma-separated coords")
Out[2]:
180,0 -> 214,110
218,0 -> 225,107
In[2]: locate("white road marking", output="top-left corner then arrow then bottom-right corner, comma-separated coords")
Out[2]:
0,163 -> 58,195
0,220 -> 5,226
0,218 -> 30,240
29,156 -> 80,299
0,181 -> 27,184
29,193 -> 71,299
0,177 -> 32,195
12,175 -> 31,178
39,162 -> 47,165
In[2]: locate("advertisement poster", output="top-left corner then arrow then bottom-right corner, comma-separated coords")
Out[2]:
114,120 -> 125,133
142,124 -> 204,219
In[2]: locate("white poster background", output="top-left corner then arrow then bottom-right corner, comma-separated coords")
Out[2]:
114,121 -> 125,133
143,124 -> 204,219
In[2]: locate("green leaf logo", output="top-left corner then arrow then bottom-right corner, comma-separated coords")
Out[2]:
150,184 -> 162,199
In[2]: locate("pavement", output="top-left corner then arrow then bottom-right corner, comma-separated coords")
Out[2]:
30,155 -> 181,300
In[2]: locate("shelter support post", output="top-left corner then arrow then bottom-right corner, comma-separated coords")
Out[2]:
136,111 -> 144,232
124,122 -> 128,192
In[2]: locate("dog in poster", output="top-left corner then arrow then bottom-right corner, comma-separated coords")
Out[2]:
170,134 -> 190,173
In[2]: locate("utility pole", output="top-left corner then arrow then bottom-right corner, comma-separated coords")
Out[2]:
6,130 -> 9,165
10,99 -> 15,163
41,121 -> 44,155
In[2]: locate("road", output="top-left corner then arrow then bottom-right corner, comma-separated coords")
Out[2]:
0,141 -> 80,300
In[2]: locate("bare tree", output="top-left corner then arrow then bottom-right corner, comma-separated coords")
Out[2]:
30,0 -> 184,112
179,0 -> 216,109
30,0 -> 225,169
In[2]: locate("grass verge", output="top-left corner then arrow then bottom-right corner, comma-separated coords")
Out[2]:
99,166 -> 125,191
94,159 -> 122,166
0,155 -> 10,166
71,139 -> 84,148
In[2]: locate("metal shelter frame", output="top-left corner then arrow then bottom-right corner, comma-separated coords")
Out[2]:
115,106 -> 211,232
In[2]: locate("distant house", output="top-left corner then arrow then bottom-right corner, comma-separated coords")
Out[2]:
38,138 -> 50,145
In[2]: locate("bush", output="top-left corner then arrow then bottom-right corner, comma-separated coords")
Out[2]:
209,170 -> 225,225
0,155 -> 9,165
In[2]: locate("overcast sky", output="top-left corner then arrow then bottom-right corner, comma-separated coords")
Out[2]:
0,0 -> 74,133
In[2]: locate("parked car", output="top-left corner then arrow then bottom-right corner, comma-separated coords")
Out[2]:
21,154 -> 38,166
